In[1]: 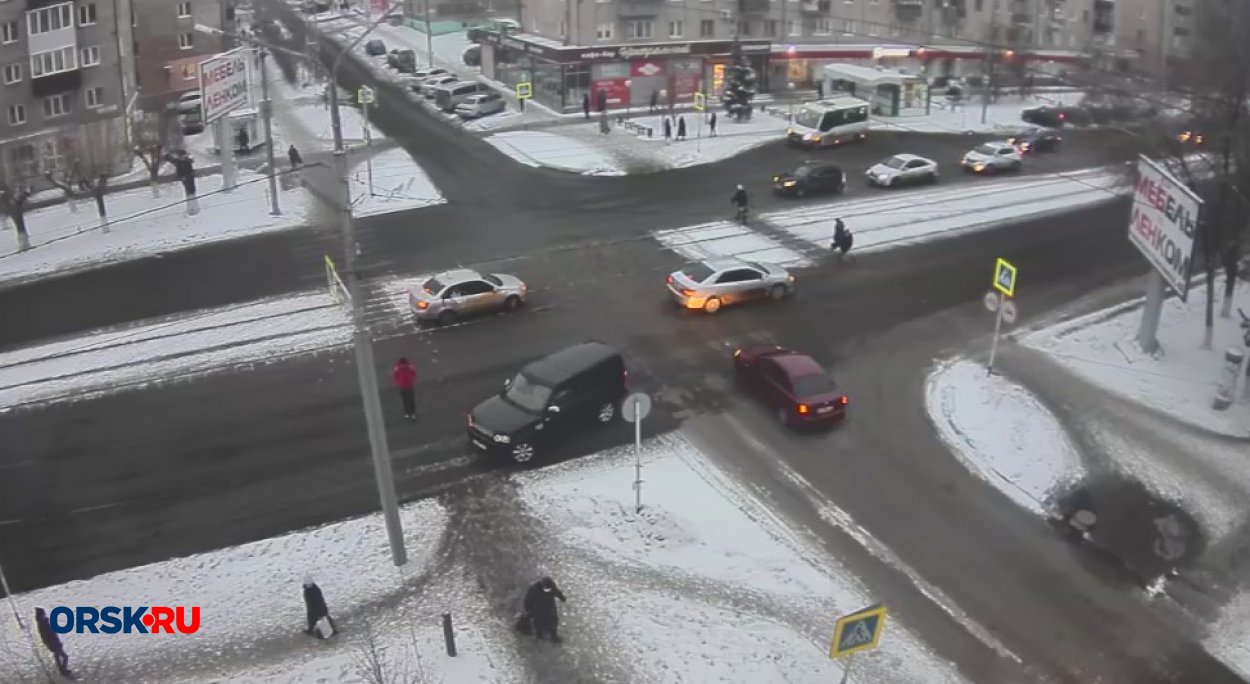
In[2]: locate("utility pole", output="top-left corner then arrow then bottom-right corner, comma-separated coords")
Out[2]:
258,48 -> 281,215
424,0 -> 435,68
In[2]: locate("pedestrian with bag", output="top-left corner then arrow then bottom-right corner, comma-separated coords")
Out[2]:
522,576 -> 567,642
302,577 -> 338,638
832,218 -> 854,260
288,144 -> 304,168
393,357 -> 417,420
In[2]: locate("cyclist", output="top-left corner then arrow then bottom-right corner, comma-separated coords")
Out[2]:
730,184 -> 749,224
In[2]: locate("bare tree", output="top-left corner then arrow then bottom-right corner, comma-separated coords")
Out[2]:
74,124 -> 126,233
134,110 -> 180,198
42,136 -> 83,215
0,154 -> 34,252
352,619 -> 430,684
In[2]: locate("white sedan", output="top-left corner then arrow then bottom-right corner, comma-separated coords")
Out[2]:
961,141 -> 1023,174
866,154 -> 939,187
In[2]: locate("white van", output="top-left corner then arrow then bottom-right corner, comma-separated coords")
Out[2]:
434,81 -> 488,111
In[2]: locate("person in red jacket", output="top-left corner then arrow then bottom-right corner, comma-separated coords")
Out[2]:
393,357 -> 418,420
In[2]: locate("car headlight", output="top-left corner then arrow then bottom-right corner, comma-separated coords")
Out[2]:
974,164 -> 986,172
783,180 -> 796,187
493,434 -> 511,444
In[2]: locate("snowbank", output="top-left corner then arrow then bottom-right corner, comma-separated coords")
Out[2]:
924,358 -> 1085,516
348,146 -> 445,216
0,290 -> 350,410
514,433 -> 968,684
1206,588 -> 1250,680
485,131 -> 625,176
1022,282 -> 1250,437
872,92 -> 1084,135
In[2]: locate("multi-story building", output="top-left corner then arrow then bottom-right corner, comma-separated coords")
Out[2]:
0,0 -> 136,182
1108,0 -> 1192,79
129,0 -> 234,110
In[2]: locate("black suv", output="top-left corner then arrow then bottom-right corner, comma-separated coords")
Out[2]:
467,342 -> 628,463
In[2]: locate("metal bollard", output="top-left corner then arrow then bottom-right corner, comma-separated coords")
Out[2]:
442,613 -> 457,657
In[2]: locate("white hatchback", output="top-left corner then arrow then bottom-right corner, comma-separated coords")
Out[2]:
961,141 -> 1023,175
455,92 -> 506,119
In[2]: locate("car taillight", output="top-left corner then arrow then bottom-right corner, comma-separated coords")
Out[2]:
733,348 -> 742,358
797,403 -> 810,415
417,300 -> 429,310
666,275 -> 674,286
839,396 -> 849,406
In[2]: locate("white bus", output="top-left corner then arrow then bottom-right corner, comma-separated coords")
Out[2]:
785,96 -> 871,148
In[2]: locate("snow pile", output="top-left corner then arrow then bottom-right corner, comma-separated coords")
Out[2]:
348,146 -> 445,216
0,290 -> 350,410
284,99 -> 383,143
1022,282 -> 1250,437
514,433 -> 968,684
1206,588 -> 1250,680
485,131 -> 625,176
0,500 -> 458,683
924,358 -> 1085,516
0,171 -> 310,287
573,111 -> 791,169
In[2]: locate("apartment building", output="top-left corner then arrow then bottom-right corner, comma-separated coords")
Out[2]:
130,0 -> 234,109
0,0 -> 136,182
1107,0 -> 1192,78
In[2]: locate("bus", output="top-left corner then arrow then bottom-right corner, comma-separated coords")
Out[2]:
785,96 -> 871,148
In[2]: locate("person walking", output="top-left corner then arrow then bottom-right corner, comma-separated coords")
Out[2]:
393,357 -> 417,420
288,144 -> 303,168
709,111 -> 718,137
832,218 -> 854,259
662,117 -> 672,141
649,90 -> 659,113
523,577 -> 567,642
35,607 -> 71,677
302,577 -> 338,638
676,116 -> 687,140
236,127 -> 250,153
582,93 -> 591,119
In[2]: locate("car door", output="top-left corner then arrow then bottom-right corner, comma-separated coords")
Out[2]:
758,359 -> 792,408
997,146 -> 1017,166
459,279 -> 501,313
906,158 -> 930,183
440,283 -> 468,313
715,268 -> 766,304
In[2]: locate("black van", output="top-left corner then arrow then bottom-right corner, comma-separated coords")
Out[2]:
467,342 -> 628,463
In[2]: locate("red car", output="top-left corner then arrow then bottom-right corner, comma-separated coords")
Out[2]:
733,345 -> 848,428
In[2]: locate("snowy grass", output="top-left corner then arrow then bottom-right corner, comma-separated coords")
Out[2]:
1021,281 -> 1250,437
924,357 -> 1086,517
0,290 -> 350,410
485,131 -> 625,176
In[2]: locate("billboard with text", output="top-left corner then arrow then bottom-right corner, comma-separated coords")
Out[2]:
198,49 -> 250,123
1129,155 -> 1202,300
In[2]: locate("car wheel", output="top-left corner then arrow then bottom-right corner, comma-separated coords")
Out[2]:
769,284 -> 788,301
703,297 -> 723,314
503,295 -> 522,312
596,402 -> 616,423
929,172 -> 939,184
1011,161 -> 1022,172
511,442 -> 535,463
886,177 -> 896,188
795,186 -> 806,197
437,309 -> 457,325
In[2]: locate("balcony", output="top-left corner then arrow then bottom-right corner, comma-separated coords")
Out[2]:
740,0 -> 769,14
616,0 -> 662,17
1011,12 -> 1032,25
31,69 -> 81,97
801,0 -> 830,14
895,0 -> 923,21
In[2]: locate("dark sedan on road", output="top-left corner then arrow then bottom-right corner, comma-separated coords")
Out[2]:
1010,129 -> 1063,154
772,162 -> 846,197
733,345 -> 848,429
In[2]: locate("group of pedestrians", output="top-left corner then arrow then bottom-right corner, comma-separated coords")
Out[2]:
731,186 -> 853,258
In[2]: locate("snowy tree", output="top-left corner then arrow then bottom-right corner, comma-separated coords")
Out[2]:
720,50 -> 756,122
74,124 -> 126,233
135,110 -> 181,198
42,138 -> 84,215
0,154 -> 34,252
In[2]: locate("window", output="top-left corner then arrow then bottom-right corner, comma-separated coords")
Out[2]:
78,3 -> 97,26
787,19 -> 799,36
176,2 -> 192,17
738,19 -> 751,36
178,32 -> 194,49
7,103 -> 24,126
668,20 -> 683,38
85,86 -> 103,108
3,63 -> 20,84
765,19 -> 778,36
627,20 -> 652,39
80,45 -> 100,67
841,19 -> 855,35
1,20 -> 16,43
700,19 -> 714,37
42,93 -> 70,118
814,18 -> 832,34
27,3 -> 73,35
30,46 -> 77,78
596,22 -> 613,39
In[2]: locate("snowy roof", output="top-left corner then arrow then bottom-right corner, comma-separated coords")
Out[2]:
821,62 -> 924,85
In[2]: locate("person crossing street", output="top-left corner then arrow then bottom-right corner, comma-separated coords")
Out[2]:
393,357 -> 418,420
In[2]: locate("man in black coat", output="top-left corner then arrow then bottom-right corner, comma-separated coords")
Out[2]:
523,577 -> 566,642
35,607 -> 71,676
303,578 -> 337,637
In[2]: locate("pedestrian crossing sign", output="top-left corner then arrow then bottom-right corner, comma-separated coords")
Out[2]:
515,82 -> 533,100
993,257 -> 1018,298
829,604 -> 888,658
694,92 -> 707,112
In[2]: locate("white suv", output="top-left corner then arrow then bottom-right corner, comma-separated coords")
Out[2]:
961,141 -> 1023,175
455,92 -> 506,119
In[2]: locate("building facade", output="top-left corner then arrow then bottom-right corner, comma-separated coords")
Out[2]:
1106,0 -> 1192,79
0,0 -> 136,182
129,0 -> 234,109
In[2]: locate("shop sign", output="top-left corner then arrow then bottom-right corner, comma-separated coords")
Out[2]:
633,61 -> 664,77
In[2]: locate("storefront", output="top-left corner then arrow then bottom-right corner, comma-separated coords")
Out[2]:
479,34 -> 772,113
769,44 -> 1084,89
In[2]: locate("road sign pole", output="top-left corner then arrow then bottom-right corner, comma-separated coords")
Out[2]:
218,118 -> 238,191
839,653 -> 854,684
988,295 -> 1005,374
363,97 -> 374,196
634,396 -> 643,513
1137,270 -> 1166,355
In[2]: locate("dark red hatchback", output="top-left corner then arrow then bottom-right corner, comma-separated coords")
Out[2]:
733,345 -> 848,428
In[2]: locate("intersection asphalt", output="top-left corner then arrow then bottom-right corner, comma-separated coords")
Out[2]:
0,6 -> 1240,682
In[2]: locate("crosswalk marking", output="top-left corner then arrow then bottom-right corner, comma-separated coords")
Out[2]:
652,221 -> 814,267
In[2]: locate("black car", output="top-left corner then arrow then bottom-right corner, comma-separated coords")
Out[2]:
772,162 -> 845,197
1021,106 -> 1066,129
1010,129 -> 1062,153
467,342 -> 628,463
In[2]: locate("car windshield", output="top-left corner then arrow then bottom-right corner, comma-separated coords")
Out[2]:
794,108 -> 822,129
885,156 -> 908,169
792,373 -> 838,398
793,165 -> 813,178
746,261 -> 769,274
974,144 -> 998,155
421,277 -> 444,295
680,263 -> 715,283
484,274 -> 502,286
503,372 -> 552,413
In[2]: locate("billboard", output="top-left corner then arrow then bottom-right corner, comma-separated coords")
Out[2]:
1129,155 -> 1202,300
198,49 -> 251,123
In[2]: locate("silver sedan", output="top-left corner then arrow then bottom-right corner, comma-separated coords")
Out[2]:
408,269 -> 528,324
866,154 -> 938,187
666,258 -> 795,314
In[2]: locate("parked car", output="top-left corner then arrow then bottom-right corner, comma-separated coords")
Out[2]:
387,49 -> 416,73
463,44 -> 482,66
179,109 -> 205,135
407,269 -> 528,324
364,39 -> 387,56
666,258 -> 795,314
960,141 -> 1023,174
466,342 -> 628,463
772,162 -> 846,197
733,345 -> 849,429
455,92 -> 506,118
1009,128 -> 1062,153
434,81 -> 489,111
412,66 -> 451,81
169,90 -> 202,114
865,154 -> 938,187
420,75 -> 459,97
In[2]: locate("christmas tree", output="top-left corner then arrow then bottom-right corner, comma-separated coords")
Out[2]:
720,50 -> 757,121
